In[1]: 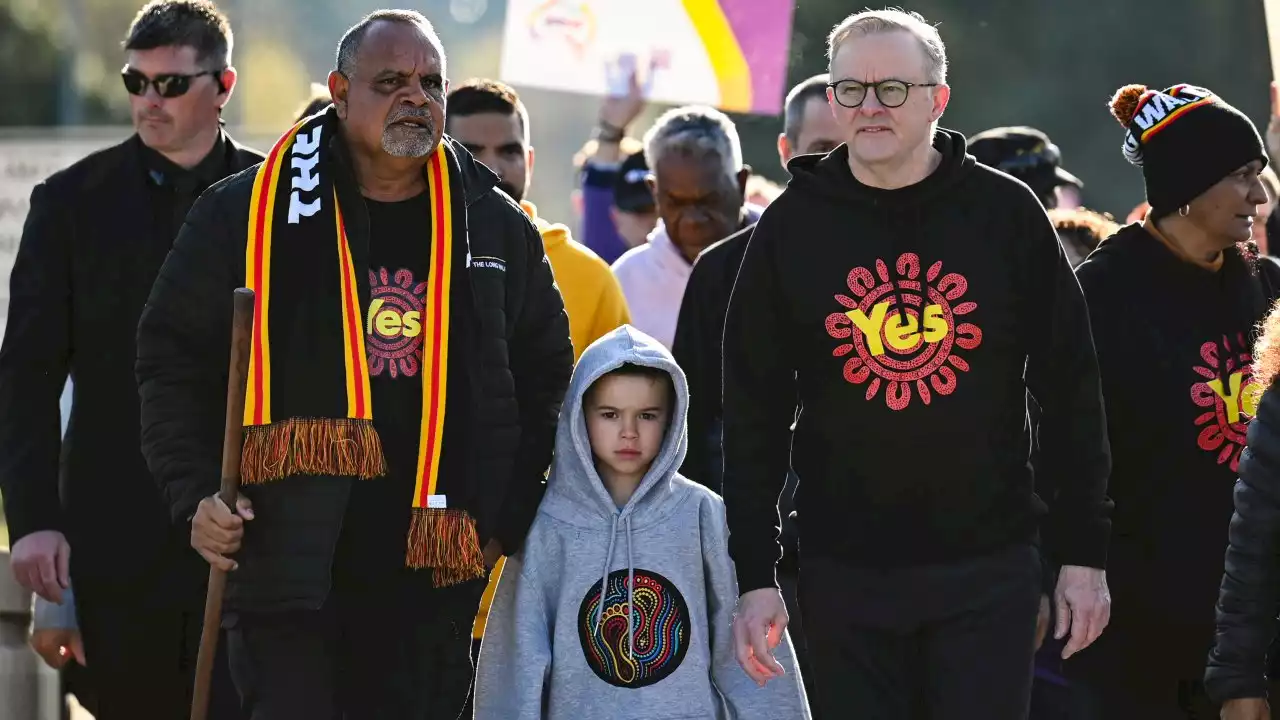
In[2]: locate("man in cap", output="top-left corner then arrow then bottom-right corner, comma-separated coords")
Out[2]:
611,149 -> 659,251
969,126 -> 1084,209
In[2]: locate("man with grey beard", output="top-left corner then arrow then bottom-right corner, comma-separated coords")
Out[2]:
135,9 -> 572,718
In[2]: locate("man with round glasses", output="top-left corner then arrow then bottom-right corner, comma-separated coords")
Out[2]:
724,8 -> 1113,719
0,1 -> 256,718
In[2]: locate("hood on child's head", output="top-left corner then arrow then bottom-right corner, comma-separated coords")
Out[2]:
542,324 -> 689,525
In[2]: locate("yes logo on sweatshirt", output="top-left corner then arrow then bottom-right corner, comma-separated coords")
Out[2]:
578,569 -> 690,688
1191,334 -> 1263,472
825,253 -> 982,411
366,267 -> 428,379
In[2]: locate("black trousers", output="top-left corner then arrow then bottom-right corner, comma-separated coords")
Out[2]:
799,544 -> 1042,720
225,578 -> 484,720
73,564 -> 242,720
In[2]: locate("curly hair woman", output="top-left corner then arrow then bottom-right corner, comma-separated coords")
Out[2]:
1070,82 -> 1277,719
1207,301 -> 1280,720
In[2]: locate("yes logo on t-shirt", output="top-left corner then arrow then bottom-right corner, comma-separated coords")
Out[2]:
825,253 -> 983,411
1191,333 -> 1263,472
366,267 -> 428,379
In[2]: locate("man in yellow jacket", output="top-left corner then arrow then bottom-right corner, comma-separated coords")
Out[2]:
445,78 -> 631,648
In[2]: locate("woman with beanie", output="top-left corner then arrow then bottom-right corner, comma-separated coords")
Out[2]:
1070,83 -> 1277,718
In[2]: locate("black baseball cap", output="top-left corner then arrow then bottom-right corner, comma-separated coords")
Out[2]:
969,126 -> 1083,205
613,150 -> 655,214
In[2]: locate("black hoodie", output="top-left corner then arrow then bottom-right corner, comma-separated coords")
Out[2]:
722,130 -> 1113,593
1071,222 -> 1280,681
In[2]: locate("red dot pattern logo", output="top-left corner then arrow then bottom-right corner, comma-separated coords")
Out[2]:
1191,334 -> 1262,472
367,267 -> 428,379
825,253 -> 982,411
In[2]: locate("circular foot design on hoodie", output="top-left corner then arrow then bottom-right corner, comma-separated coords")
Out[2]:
578,568 -> 690,688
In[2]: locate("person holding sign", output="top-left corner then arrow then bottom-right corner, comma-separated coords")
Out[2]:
136,9 -> 572,718
1072,82 -> 1277,719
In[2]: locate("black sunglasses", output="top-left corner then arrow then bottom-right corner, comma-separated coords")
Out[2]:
827,79 -> 938,109
121,67 -> 224,98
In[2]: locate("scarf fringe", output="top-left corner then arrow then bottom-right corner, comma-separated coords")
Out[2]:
407,508 -> 487,588
241,418 -> 387,484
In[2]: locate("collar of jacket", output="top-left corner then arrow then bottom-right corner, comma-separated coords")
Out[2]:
325,124 -> 489,353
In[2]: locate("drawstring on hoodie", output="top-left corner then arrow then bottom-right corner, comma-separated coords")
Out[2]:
593,511 -> 638,661
595,512 -> 619,633
626,515 -> 634,661
880,204 -> 913,326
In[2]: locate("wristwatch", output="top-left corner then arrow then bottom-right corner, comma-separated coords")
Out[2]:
593,121 -> 625,144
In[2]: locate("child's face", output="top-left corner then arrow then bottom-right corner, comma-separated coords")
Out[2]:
585,374 -> 670,483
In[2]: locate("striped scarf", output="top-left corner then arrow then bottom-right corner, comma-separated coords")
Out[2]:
238,108 -> 483,587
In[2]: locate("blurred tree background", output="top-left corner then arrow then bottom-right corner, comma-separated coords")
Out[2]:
0,0 -> 1272,233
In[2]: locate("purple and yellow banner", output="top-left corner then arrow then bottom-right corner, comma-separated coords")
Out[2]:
499,0 -> 796,115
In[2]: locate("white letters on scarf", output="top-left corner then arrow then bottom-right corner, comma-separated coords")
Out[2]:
289,125 -> 324,224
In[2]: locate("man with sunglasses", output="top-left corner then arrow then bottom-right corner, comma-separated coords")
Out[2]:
0,1 -> 256,718
723,9 -> 1113,719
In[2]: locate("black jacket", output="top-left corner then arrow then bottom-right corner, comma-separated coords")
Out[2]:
673,225 -> 806,577
1207,380 -> 1280,702
0,134 -> 261,582
673,225 -> 750,490
722,133 -> 1112,593
136,134 -> 571,612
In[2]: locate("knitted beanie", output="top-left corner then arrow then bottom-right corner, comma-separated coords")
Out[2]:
1109,83 -> 1266,214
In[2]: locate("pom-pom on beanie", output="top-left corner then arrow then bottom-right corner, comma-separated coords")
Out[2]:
1109,83 -> 1266,215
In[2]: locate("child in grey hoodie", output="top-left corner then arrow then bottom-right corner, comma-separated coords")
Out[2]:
474,325 -> 809,720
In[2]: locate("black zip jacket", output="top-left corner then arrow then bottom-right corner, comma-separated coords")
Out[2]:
0,134 -> 261,582
1207,380 -> 1280,703
722,131 -> 1113,593
135,134 -> 572,611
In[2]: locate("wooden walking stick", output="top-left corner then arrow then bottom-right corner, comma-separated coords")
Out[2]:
190,287 -> 256,720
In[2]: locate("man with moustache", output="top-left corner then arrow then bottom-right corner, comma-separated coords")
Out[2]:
0,2 -> 256,717
136,9 -> 572,718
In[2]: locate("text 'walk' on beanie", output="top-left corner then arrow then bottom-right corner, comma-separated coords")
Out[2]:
1109,83 -> 1267,215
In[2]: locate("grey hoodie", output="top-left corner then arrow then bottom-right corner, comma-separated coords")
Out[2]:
475,325 -> 809,720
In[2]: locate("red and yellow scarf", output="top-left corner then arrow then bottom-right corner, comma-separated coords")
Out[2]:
238,108 -> 483,587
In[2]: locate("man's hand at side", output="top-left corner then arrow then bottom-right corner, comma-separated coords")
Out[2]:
10,530 -> 70,603
1054,565 -> 1111,659
30,627 -> 85,669
1222,698 -> 1270,720
732,587 -> 789,686
191,493 -> 253,572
